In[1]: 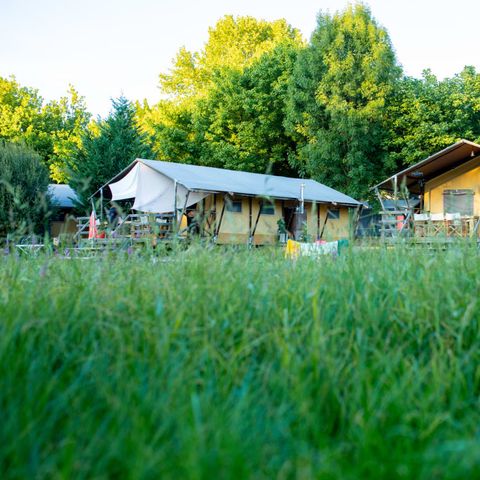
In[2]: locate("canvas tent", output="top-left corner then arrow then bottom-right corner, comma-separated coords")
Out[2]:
48,184 -> 78,237
104,159 -> 360,211
372,140 -> 480,239
96,159 -> 360,244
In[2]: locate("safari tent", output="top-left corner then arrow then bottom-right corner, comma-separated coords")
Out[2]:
48,184 -> 78,237
373,139 -> 480,238
96,159 -> 361,244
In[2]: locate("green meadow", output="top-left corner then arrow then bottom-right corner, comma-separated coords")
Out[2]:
1,246 -> 480,479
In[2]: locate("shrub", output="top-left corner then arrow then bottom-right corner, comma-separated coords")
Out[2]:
0,142 -> 50,237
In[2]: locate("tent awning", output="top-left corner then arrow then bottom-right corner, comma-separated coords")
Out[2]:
109,162 -> 207,213
373,140 -> 480,194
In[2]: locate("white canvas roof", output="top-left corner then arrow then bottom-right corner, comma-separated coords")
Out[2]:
106,159 -> 360,213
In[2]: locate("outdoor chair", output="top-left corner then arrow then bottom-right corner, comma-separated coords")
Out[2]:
429,213 -> 446,236
445,212 -> 462,237
413,213 -> 430,237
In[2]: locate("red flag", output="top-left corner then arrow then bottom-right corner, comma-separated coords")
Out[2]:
88,211 -> 98,239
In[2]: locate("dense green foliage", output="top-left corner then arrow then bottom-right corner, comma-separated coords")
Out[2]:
68,97 -> 153,206
0,77 -> 90,182
0,142 -> 50,236
1,246 -> 480,478
385,67 -> 480,168
137,15 -> 304,174
285,4 -> 401,198
1,4 -> 480,198
139,6 -> 480,199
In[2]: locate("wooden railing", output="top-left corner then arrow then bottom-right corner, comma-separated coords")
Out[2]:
413,214 -> 479,238
74,213 -> 176,244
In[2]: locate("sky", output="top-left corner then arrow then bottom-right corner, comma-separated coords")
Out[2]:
1,0 -> 479,117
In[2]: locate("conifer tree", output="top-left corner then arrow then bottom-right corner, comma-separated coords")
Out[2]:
69,97 -> 153,206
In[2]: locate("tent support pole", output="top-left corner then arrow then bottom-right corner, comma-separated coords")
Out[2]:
100,187 -> 104,222
471,216 -> 480,237
319,209 -> 330,239
177,190 -> 190,234
375,187 -> 386,211
213,196 -> 226,244
316,202 -> 320,240
250,201 -> 263,245
173,180 -> 178,232
248,197 -> 253,245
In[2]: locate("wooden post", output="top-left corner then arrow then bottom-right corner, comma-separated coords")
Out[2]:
352,204 -> 362,240
173,180 -> 178,231
248,197 -> 253,245
100,187 -> 104,222
319,209 -> 329,239
201,197 -> 206,236
250,202 -> 263,244
213,196 -> 226,244
316,202 -> 320,240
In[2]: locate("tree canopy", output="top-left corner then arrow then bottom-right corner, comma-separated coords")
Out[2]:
137,15 -> 304,174
1,5 -> 480,205
385,67 -> 480,169
68,97 -> 153,207
285,3 -> 401,199
0,76 -> 90,183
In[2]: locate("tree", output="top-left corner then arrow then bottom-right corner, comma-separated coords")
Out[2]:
159,16 -> 301,100
0,142 -> 50,236
41,86 -> 91,183
68,97 -> 153,207
0,76 -> 91,183
285,3 -> 401,199
195,42 -> 301,175
385,67 -> 480,169
138,16 -> 303,174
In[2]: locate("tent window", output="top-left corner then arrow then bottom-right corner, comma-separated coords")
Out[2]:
226,199 -> 242,213
443,189 -> 474,216
260,201 -> 275,215
327,208 -> 340,220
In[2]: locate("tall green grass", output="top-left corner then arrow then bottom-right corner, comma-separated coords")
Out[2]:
1,246 -> 480,479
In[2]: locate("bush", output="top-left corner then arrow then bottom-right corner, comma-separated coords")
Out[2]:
0,142 -> 50,237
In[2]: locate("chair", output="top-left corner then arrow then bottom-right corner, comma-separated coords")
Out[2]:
429,213 -> 445,236
413,213 -> 430,237
445,212 -> 462,237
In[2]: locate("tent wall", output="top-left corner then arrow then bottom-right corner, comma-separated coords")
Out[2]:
305,204 -> 351,241
423,156 -> 480,215
197,194 -> 352,244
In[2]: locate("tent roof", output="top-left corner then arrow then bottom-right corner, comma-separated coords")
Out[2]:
106,159 -> 360,206
373,139 -> 480,194
48,184 -> 78,208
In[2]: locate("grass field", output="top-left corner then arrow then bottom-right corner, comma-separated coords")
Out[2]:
1,245 -> 480,479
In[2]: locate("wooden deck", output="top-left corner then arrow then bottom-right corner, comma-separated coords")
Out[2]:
73,213 -> 177,251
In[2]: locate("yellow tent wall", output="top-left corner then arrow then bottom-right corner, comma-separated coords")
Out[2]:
50,215 -> 77,237
423,156 -> 480,215
305,203 -> 351,241
198,194 -> 352,244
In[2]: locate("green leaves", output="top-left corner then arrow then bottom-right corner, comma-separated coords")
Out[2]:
385,67 -> 480,169
285,4 -> 401,200
0,142 -> 50,236
140,16 -> 303,175
68,97 -> 153,207
0,77 -> 90,183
